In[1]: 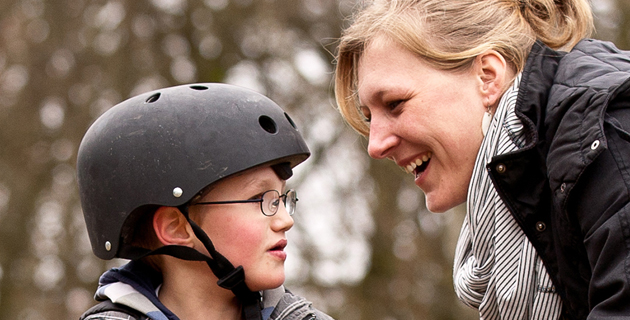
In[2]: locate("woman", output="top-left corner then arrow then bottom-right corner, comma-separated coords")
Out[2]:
77,83 -> 334,320
335,0 -> 630,319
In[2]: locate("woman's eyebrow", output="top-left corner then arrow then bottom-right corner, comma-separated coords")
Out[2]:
360,87 -> 390,106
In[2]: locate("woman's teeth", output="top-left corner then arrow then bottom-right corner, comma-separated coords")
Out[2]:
404,152 -> 432,174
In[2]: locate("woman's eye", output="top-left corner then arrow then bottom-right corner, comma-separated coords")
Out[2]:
359,106 -> 371,123
386,100 -> 403,110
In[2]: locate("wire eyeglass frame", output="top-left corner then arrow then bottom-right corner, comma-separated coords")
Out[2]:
192,189 -> 297,216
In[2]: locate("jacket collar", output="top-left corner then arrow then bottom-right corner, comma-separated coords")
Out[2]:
97,261 -> 175,320
96,261 -> 288,320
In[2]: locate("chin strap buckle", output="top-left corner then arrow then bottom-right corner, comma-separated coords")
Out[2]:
217,265 -> 246,290
217,266 -> 263,320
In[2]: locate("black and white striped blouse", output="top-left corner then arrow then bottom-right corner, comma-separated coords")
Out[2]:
453,74 -> 563,319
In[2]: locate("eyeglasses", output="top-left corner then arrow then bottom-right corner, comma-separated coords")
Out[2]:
192,189 -> 298,216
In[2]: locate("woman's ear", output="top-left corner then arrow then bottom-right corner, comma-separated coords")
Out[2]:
474,50 -> 510,109
153,206 -> 194,247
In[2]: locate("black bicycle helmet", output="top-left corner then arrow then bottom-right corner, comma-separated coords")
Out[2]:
77,83 -> 310,319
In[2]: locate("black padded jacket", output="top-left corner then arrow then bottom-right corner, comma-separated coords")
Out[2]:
488,39 -> 630,319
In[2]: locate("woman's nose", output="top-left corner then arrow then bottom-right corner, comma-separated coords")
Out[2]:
367,116 -> 398,159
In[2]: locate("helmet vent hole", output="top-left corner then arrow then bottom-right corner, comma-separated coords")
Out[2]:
259,116 -> 277,134
189,85 -> 208,91
284,113 -> 297,129
145,93 -> 161,103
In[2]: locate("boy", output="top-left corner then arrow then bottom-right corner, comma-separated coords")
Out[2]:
77,83 -> 334,320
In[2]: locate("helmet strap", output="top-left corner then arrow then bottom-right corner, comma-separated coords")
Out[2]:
119,205 -> 263,320
179,205 -> 264,320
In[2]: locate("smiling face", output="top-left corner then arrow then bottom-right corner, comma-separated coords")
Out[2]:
357,35 -> 488,213
191,166 -> 294,291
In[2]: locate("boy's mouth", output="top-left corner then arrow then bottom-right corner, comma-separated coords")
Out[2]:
269,239 -> 287,252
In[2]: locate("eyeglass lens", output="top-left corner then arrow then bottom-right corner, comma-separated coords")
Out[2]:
262,190 -> 297,216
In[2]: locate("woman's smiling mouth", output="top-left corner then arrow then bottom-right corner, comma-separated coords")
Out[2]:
402,152 -> 432,176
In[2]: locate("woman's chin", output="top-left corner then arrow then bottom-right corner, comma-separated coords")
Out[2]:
425,203 -> 450,213
424,193 -> 465,213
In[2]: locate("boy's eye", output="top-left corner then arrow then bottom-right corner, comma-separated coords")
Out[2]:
249,193 -> 264,201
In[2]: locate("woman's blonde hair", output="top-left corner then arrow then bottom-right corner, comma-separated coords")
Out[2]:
334,0 -> 594,136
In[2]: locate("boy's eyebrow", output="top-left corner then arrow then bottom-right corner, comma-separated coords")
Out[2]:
196,170 -> 288,202
244,177 -> 286,191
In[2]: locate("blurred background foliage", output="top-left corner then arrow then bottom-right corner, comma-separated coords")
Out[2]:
0,0 -> 627,319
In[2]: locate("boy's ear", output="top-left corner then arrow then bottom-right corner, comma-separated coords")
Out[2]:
474,50 -> 509,109
153,206 -> 194,246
